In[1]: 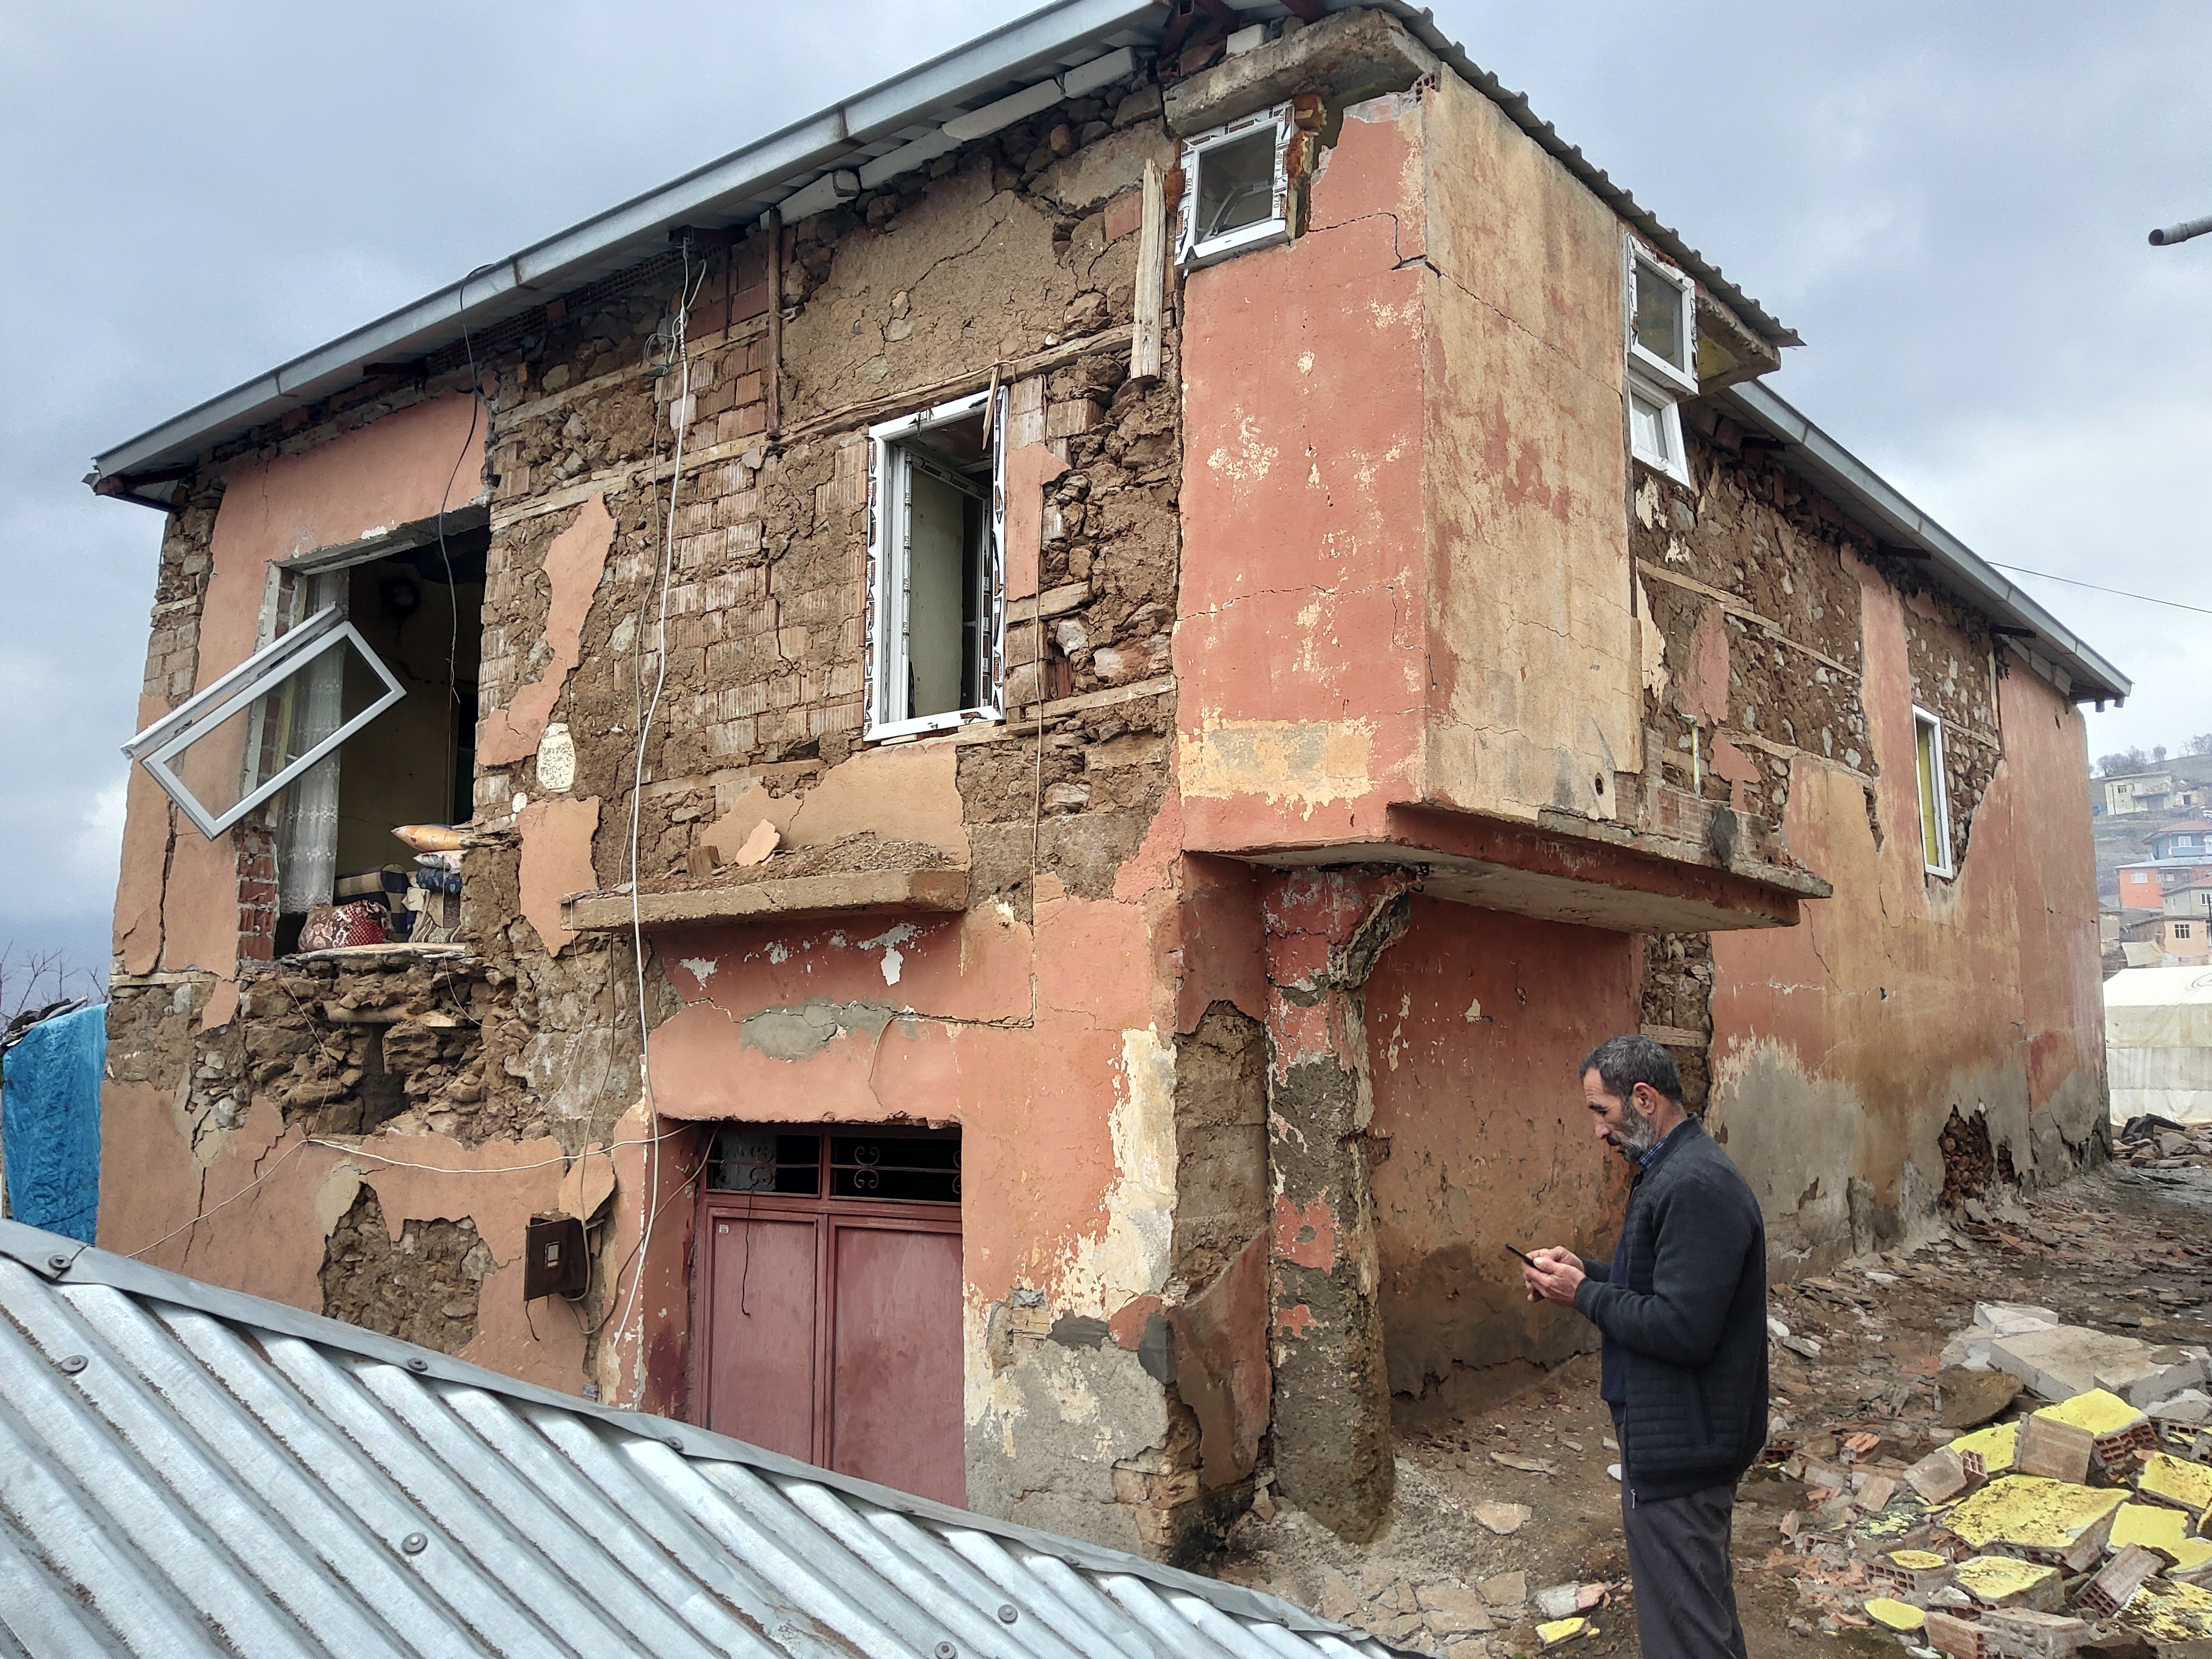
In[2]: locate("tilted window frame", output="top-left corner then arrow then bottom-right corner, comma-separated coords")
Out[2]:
1912,705 -> 1955,878
1177,103 -> 1293,269
122,606 -> 407,841
1624,239 -> 1697,485
863,387 -> 1007,743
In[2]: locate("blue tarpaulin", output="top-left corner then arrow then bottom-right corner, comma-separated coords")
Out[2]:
2,1004 -> 105,1243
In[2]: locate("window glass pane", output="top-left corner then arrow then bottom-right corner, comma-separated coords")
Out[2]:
1633,258 -> 1688,373
1628,388 -> 1669,461
163,632 -> 388,825
905,464 -> 972,719
1195,129 -> 1277,242
830,1133 -> 959,1204
709,1130 -> 822,1195
1916,719 -> 1946,868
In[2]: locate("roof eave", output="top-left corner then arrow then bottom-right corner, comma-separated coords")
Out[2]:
92,0 -> 1797,489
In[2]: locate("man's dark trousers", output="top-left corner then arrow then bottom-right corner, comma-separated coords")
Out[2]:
1620,1481 -> 1747,1659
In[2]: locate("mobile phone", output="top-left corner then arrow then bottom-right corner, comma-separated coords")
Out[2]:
1504,1244 -> 1538,1267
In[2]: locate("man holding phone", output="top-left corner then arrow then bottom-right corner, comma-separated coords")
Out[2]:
1520,1035 -> 1767,1659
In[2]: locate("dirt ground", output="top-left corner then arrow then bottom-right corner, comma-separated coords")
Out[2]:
1208,1160 -> 2212,1656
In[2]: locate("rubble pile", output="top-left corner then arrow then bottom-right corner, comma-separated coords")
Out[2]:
2116,1116 -> 2212,1172
1770,1295 -> 2212,1655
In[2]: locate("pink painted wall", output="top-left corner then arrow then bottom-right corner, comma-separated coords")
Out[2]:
1175,93 -> 1429,849
1709,559 -> 2106,1268
1362,899 -> 1639,1417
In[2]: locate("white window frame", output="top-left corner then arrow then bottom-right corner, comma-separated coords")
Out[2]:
1177,104 -> 1293,268
122,606 -> 407,841
1624,240 -> 1697,485
864,388 -> 1006,743
1626,369 -> 1691,485
1626,243 -> 1699,397
1913,706 -> 1955,878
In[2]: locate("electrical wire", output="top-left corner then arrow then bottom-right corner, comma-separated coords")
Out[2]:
611,242 -> 713,1344
1987,562 -> 2212,621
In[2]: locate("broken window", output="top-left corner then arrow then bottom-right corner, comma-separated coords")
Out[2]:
124,603 -> 406,841
126,525 -> 486,953
1625,242 -> 1697,484
1915,707 -> 1954,877
865,391 -> 1004,740
1178,106 -> 1292,267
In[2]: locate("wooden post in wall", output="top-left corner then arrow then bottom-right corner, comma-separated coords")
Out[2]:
1131,160 -> 1165,383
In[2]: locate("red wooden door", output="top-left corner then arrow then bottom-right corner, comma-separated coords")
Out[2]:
693,1129 -> 964,1506
828,1219 -> 963,1501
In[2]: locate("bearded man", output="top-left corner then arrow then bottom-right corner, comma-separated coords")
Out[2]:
1520,1034 -> 1768,1659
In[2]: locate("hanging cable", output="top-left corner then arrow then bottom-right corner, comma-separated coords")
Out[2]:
610,241 -> 712,1344
1987,562 -> 2212,620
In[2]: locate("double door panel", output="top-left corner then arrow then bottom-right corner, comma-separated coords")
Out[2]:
698,1197 -> 963,1506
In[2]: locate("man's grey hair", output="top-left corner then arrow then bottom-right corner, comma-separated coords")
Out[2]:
1580,1034 -> 1685,1108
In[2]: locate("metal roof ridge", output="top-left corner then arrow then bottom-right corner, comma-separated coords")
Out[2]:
1720,379 -> 2131,704
0,1216 -> 1350,1637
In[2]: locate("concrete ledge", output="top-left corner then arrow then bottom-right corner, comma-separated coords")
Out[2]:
1164,9 -> 1438,136
564,868 -> 969,931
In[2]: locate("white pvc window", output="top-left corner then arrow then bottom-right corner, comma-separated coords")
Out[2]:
1178,106 -> 1291,267
123,607 -> 406,840
1625,241 -> 1696,485
865,388 -> 1005,741
1914,706 -> 1954,877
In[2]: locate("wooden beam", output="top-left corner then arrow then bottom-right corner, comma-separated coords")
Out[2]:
1131,159 -> 1166,383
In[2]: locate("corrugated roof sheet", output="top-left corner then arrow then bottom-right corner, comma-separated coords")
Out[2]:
90,0 -> 1794,485
0,1219 -> 1398,1658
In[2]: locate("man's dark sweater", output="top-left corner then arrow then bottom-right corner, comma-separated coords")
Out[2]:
1575,1116 -> 1768,1504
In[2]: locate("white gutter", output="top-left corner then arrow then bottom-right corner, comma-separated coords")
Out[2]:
1722,379 -> 2131,705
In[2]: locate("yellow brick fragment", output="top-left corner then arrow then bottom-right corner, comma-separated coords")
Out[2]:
2132,1580 -> 2212,1642
1888,1550 -> 1947,1571
1945,1476 -> 2125,1552
2139,1451 -> 2212,1515
2110,1501 -> 2192,1557
1863,1598 -> 1925,1631
1949,1420 -> 2017,1475
1953,1556 -> 2060,1604
2038,1388 -> 2147,1437
1536,1615 -> 1591,1645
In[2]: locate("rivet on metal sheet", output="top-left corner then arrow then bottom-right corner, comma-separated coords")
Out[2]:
407,1358 -> 431,1374
47,1254 -> 71,1273
401,1533 -> 428,1556
57,1354 -> 87,1375
997,1605 -> 1019,1624
665,1435 -> 684,1451
935,1645 -> 957,1658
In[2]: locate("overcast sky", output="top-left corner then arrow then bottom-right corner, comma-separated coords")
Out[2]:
4,1 -> 2208,996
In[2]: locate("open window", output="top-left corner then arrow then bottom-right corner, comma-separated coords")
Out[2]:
124,605 -> 405,841
124,525 -> 485,952
865,391 -> 1004,741
1914,707 -> 1954,877
1625,242 -> 1697,483
1178,104 -> 1292,267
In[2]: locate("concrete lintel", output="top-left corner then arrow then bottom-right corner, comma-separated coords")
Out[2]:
1164,8 -> 1439,136
564,868 -> 968,931
1209,804 -> 1830,933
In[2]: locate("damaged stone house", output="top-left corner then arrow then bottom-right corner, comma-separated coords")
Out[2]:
89,0 -> 2129,1560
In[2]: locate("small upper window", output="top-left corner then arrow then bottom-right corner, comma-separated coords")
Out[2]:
2176,922 -> 2194,940
1914,707 -> 1954,877
1179,107 -> 1291,267
1624,242 -> 1697,484
1628,251 -> 1698,394
866,390 -> 1005,741
123,606 -> 407,841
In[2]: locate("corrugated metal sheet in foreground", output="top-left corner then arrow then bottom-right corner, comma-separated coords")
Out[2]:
0,1220 -> 1400,1658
